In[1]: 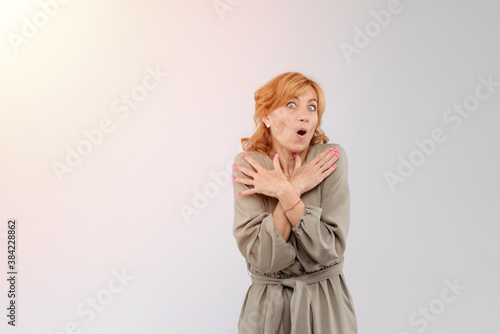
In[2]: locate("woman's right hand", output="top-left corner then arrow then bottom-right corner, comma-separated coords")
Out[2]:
290,147 -> 340,196
233,153 -> 292,199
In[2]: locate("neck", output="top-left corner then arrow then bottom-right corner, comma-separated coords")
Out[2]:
270,146 -> 308,177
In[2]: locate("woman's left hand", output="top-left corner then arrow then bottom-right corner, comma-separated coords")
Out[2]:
289,147 -> 339,196
233,153 -> 291,198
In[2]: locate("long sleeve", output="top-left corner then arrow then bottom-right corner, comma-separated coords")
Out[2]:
291,144 -> 351,266
232,152 -> 297,274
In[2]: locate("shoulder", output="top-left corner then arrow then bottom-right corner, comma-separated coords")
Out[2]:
310,143 -> 349,184
233,150 -> 270,169
309,142 -> 348,160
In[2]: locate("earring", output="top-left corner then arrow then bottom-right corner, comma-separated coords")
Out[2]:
266,123 -> 270,128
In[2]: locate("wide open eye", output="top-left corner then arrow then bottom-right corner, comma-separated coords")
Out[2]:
308,105 -> 317,111
286,102 -> 296,108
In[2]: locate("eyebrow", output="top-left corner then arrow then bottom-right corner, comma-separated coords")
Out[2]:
290,97 -> 318,103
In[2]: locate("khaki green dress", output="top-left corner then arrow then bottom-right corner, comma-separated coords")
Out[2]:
232,143 -> 358,334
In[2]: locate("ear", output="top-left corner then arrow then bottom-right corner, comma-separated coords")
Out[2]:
262,113 -> 270,126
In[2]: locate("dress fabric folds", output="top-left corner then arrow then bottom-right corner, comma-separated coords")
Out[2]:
232,143 -> 358,334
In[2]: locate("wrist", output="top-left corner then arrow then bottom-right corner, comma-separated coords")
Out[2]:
276,181 -> 295,201
290,181 -> 303,197
294,185 -> 303,197
283,199 -> 302,214
277,182 -> 302,211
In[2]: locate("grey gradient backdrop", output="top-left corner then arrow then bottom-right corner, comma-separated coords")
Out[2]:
1,0 -> 499,333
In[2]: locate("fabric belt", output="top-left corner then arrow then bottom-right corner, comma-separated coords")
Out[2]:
250,261 -> 343,334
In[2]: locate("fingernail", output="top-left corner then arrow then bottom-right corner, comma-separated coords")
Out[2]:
238,191 -> 242,195
293,153 -> 297,158
334,148 -> 338,152
232,176 -> 236,180
328,147 -> 334,152
242,153 -> 247,158
332,163 -> 337,168
276,153 -> 279,158
233,163 -> 238,167
334,153 -> 339,157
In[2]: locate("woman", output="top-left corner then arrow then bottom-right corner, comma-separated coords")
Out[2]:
232,72 -> 358,334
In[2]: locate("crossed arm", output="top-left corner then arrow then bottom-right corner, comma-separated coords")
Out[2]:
233,147 -> 340,242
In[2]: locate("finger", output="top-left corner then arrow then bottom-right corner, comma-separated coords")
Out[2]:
325,162 -> 338,175
294,153 -> 302,170
319,163 -> 337,181
310,147 -> 332,165
319,154 -> 338,174
234,163 -> 257,178
319,148 -> 339,169
232,176 -> 255,187
237,188 -> 259,196
305,149 -> 331,173
273,153 -> 282,171
241,154 -> 263,172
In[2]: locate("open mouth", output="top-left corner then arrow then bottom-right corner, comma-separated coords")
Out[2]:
297,129 -> 307,136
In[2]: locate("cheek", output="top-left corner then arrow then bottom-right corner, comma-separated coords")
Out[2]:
272,118 -> 287,133
274,119 -> 285,130
312,115 -> 319,129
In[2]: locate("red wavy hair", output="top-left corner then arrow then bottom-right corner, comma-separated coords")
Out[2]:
241,72 -> 329,157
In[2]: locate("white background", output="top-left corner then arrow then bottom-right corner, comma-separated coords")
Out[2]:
1,0 -> 499,333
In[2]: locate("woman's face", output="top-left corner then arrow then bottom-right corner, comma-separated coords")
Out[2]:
263,87 -> 319,156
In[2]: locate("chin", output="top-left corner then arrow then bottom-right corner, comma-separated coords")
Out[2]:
292,143 -> 310,153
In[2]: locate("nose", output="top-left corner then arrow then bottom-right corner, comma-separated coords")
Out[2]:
298,106 -> 309,122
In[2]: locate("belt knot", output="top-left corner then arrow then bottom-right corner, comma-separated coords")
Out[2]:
249,261 -> 344,334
